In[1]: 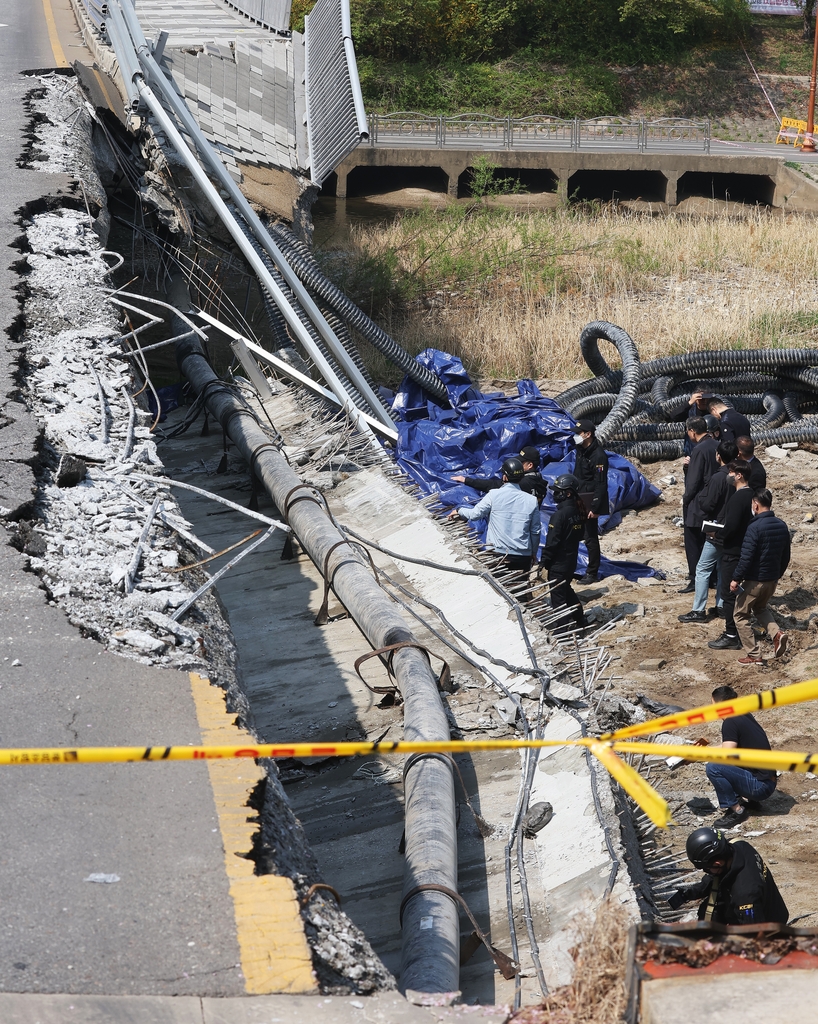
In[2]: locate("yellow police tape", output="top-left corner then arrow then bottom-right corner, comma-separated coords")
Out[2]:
602,678 -> 818,741
1,677 -> 815,830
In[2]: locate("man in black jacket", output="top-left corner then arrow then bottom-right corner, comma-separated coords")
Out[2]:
703,685 -> 778,829
451,445 -> 548,503
681,417 -> 719,592
668,828 -> 788,925
539,473 -> 586,633
572,419 -> 609,584
736,436 -> 766,490
731,488 -> 791,665
708,399 -> 752,445
709,462 -> 754,651
678,442 -> 737,623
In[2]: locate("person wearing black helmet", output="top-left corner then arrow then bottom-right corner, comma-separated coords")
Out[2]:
450,457 -> 541,587
572,419 -> 609,584
451,445 -> 548,503
667,827 -> 788,925
538,474 -> 586,633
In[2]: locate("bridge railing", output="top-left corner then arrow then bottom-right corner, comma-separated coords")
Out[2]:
369,113 -> 710,153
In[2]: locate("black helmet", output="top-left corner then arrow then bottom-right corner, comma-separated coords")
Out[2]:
552,473 -> 579,502
704,414 -> 720,435
501,457 -> 525,482
686,827 -> 731,869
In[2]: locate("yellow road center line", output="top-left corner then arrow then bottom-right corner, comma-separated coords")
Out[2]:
187,672 -> 316,994
41,0 -> 69,68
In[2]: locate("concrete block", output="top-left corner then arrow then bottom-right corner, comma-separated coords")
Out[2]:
640,969 -> 818,1024
639,658 -> 666,671
0,994 -> 203,1023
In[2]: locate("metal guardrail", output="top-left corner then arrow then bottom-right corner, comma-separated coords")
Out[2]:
369,113 -> 711,153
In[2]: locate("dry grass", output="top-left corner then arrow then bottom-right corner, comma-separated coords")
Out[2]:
509,899 -> 630,1024
333,202 -> 818,386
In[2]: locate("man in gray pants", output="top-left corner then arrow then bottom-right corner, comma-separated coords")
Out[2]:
730,489 -> 791,665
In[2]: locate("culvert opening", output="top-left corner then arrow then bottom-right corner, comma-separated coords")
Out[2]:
677,171 -> 775,206
457,166 -> 558,198
568,169 -> 667,203
345,164 -> 448,197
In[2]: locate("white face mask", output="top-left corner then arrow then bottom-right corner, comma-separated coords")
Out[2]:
573,433 -> 584,445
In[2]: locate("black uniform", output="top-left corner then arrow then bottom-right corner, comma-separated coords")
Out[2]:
717,485 -> 754,637
539,497 -> 585,632
679,841 -> 788,925
683,435 -> 719,578
717,408 -> 752,445
742,456 -> 766,491
574,437 -> 609,578
463,470 -> 547,504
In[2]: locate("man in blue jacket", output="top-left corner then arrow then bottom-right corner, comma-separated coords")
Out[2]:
730,489 -> 791,665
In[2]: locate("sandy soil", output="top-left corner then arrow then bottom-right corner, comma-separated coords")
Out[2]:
572,443 -> 818,924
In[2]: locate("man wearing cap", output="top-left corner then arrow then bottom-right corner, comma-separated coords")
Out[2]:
451,445 -> 548,503
572,419 -> 609,585
449,458 -> 541,587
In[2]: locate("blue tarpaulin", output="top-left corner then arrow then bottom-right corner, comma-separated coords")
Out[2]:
393,350 -> 663,580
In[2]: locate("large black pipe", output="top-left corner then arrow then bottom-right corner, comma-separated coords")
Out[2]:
168,284 -> 459,994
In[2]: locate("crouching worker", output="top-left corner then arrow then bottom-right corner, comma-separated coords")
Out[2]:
449,457 -> 541,593
667,827 -> 789,925
538,474 -> 586,634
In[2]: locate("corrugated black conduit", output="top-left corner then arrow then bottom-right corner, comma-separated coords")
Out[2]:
268,222 -> 450,404
562,323 -> 818,459
232,215 -> 380,417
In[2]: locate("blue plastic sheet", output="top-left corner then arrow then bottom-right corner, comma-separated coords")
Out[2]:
393,349 -> 663,580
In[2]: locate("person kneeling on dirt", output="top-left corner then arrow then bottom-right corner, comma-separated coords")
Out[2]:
699,685 -> 778,830
667,827 -> 788,925
538,474 -> 586,634
450,457 -> 541,591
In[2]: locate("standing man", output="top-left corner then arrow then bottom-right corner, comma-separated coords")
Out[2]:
451,445 -> 548,503
680,417 -> 719,594
572,419 -> 609,585
736,436 -> 766,490
731,488 -> 791,665
539,473 -> 586,634
708,461 -> 754,651
700,685 -> 778,829
450,457 -> 541,585
708,399 -> 752,445
678,441 -> 737,623
668,828 -> 788,925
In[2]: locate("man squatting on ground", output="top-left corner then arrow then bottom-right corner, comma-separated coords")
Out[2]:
451,445 -> 548,502
572,419 -> 609,585
695,685 -> 777,830
668,827 -> 788,925
538,473 -> 586,634
678,441 -> 737,623
730,487 -> 791,665
450,457 -> 541,587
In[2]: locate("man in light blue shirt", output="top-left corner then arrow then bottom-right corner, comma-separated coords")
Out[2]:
450,458 -> 541,581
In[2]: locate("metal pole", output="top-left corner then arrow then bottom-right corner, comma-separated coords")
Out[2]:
113,0 -> 395,434
803,6 -> 818,153
171,311 -> 460,996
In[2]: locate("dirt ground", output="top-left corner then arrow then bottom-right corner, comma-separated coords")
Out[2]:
566,442 -> 818,924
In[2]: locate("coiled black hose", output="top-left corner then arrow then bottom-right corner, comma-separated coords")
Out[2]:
268,222 -> 450,403
233,214 -> 381,417
578,322 -> 641,443
563,323 -> 818,460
